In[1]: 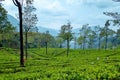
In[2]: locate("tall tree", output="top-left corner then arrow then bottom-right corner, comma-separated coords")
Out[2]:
59,22 -> 73,56
100,21 -> 112,49
94,25 -> 102,49
104,20 -> 110,49
77,36 -> 84,49
108,29 -> 116,48
104,12 -> 120,26
104,12 -> 120,47
39,32 -> 56,48
79,24 -> 90,50
23,0 -> 37,59
45,31 -> 49,54
87,28 -> 96,49
12,0 -> 24,67
112,0 -> 120,2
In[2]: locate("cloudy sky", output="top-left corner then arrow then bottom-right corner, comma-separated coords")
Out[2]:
2,0 -> 120,30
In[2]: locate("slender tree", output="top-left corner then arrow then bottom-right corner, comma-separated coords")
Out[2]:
45,31 -> 49,54
105,20 -> 110,49
77,36 -> 84,49
59,22 -> 73,56
108,29 -> 116,48
23,0 -> 37,59
12,0 -> 24,67
94,25 -> 102,49
79,24 -> 90,49
88,28 -> 96,49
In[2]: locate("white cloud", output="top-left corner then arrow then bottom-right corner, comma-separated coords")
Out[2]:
1,0 -> 120,30
66,0 -> 76,4
2,0 -> 18,18
66,0 -> 83,5
2,0 -> 13,6
34,0 -> 65,12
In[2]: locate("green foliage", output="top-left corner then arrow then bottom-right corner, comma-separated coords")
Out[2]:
59,22 -> 73,55
59,22 -> 73,41
0,5 -> 15,47
0,5 -> 15,33
0,48 -> 120,79
23,0 -> 38,32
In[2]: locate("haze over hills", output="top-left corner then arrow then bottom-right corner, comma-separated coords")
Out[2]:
7,14 -> 84,37
7,14 -> 19,31
7,14 -> 59,36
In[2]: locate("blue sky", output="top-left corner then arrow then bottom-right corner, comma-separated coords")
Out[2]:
2,0 -> 120,30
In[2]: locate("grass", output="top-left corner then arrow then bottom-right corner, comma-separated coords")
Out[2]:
0,48 -> 120,80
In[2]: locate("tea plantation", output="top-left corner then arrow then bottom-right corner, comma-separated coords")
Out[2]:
0,48 -> 120,80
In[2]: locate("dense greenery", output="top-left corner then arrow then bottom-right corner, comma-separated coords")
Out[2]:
0,4 -> 15,48
0,0 -> 120,79
0,48 -> 120,79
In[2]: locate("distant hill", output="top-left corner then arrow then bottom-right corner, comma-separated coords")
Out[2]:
7,14 -> 59,36
7,14 -> 19,31
6,14 -> 82,37
38,26 -> 59,36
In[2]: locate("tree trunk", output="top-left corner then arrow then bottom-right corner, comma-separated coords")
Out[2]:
105,33 -> 108,50
98,37 -> 101,50
83,36 -> 85,50
25,32 -> 28,60
74,37 -> 76,49
105,27 -> 108,50
67,39 -> 69,56
1,34 -> 4,47
45,42 -> 47,54
18,3 -> 24,67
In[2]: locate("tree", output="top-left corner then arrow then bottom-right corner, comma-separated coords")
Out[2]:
108,29 -> 116,48
39,32 -> 56,48
12,0 -> 24,67
77,36 -> 84,49
115,29 -> 120,46
104,20 -> 110,49
104,12 -> 120,27
112,0 -> 120,2
94,25 -> 102,49
45,31 -> 49,54
0,4 -> 15,47
100,20 -> 113,49
87,28 -> 96,49
55,37 -> 64,48
79,24 -> 90,49
104,12 -> 120,48
23,0 -> 38,59
59,22 -> 73,56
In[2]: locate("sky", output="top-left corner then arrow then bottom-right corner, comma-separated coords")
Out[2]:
1,0 -> 120,30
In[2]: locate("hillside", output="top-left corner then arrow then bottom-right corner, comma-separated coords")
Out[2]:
0,48 -> 120,79
7,14 -> 58,36
37,26 -> 59,36
7,14 -> 19,31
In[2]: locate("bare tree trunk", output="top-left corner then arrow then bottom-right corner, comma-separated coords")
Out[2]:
105,32 -> 108,50
67,39 -> 69,56
25,32 -> 28,60
83,36 -> 85,50
45,42 -> 48,54
98,37 -> 101,50
17,1 -> 24,67
74,37 -> 77,49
